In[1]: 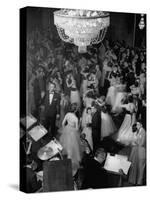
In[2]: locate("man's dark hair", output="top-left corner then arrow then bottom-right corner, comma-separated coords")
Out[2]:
95,148 -> 106,158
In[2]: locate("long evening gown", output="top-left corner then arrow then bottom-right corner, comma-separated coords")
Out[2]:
106,77 -> 117,108
70,86 -> 81,108
128,127 -> 146,185
59,112 -> 83,175
116,103 -> 136,145
100,105 -> 117,139
111,84 -> 126,113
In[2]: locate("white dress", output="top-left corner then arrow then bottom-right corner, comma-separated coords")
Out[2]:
80,77 -> 88,97
112,84 -> 126,113
116,103 -> 136,145
59,112 -> 83,175
128,127 -> 146,185
101,106 -> 117,139
70,86 -> 81,107
106,77 -> 117,108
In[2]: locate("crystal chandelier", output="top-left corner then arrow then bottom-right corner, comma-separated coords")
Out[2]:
54,9 -> 110,53
139,14 -> 145,30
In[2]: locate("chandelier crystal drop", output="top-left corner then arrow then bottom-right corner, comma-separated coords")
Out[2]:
139,14 -> 145,30
54,9 -> 110,53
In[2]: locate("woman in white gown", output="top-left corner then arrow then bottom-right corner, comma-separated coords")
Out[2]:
116,95 -> 137,145
106,75 -> 117,108
111,79 -> 127,114
69,75 -> 81,108
58,92 -> 70,128
81,107 -> 93,150
82,89 -> 95,132
59,103 -> 83,175
128,122 -> 146,185
80,70 -> 88,97
96,96 -> 117,140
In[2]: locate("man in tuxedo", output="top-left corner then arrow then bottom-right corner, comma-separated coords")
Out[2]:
125,68 -> 135,92
82,148 -> 108,189
91,103 -> 101,152
40,82 -> 60,139
82,148 -> 127,189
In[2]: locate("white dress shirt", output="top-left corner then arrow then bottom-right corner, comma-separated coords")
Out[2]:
49,93 -> 54,105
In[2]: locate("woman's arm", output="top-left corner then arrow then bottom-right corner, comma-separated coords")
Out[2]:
75,118 -> 79,130
62,114 -> 68,127
120,104 -> 127,109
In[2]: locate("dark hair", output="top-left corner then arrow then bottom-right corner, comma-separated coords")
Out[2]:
91,101 -> 97,109
128,95 -> 133,103
86,107 -> 91,113
70,103 -> 77,113
132,123 -> 137,132
26,155 -> 33,165
108,61 -> 113,67
95,148 -> 106,158
136,119 -> 142,124
134,81 -> 139,87
80,133 -> 86,140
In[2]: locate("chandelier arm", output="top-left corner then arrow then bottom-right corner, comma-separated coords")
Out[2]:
56,26 -> 73,43
100,28 -> 107,41
91,28 -> 107,44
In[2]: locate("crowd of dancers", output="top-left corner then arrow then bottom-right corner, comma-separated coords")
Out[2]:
26,29 -> 146,187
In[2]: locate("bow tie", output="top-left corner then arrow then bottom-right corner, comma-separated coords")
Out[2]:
49,92 -> 54,94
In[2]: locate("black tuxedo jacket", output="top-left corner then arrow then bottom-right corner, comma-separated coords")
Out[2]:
41,91 -> 60,118
92,110 -> 101,131
82,157 -> 108,189
126,72 -> 135,86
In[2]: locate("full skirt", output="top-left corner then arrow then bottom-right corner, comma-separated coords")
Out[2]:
112,92 -> 126,113
59,125 -> 83,175
128,146 -> 146,185
101,112 -> 117,139
106,86 -> 117,108
116,114 -> 136,145
70,90 -> 81,107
